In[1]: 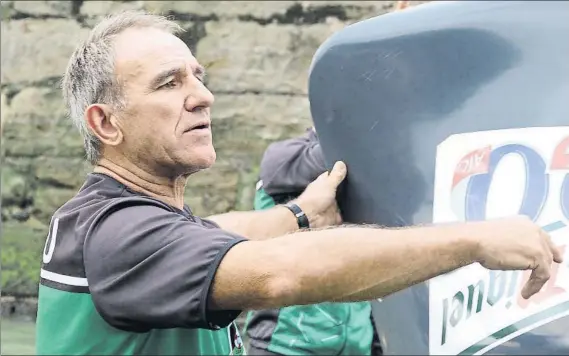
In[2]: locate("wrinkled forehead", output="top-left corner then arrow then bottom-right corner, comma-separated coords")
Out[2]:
113,27 -> 198,83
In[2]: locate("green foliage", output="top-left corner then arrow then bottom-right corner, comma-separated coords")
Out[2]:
2,222 -> 46,296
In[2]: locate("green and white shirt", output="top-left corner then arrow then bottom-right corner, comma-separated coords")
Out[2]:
36,173 -> 246,355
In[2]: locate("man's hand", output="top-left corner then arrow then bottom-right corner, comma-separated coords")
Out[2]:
469,216 -> 564,299
293,161 -> 347,229
207,161 -> 345,239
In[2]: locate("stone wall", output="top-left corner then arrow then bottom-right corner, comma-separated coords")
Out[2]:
0,0 -> 425,296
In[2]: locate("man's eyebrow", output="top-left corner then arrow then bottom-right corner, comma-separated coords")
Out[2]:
150,65 -> 206,88
150,67 -> 185,88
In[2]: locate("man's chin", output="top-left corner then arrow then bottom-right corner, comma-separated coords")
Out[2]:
199,147 -> 216,167
196,155 -> 216,170
183,150 -> 216,174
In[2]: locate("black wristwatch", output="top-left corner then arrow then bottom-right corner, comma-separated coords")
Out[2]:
284,202 -> 310,229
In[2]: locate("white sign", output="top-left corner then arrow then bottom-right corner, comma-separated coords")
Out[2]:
429,127 -> 569,355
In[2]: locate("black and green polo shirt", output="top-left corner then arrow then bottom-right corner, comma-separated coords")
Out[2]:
36,173 -> 246,355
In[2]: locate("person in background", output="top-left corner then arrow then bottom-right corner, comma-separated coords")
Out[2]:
246,127 -> 383,356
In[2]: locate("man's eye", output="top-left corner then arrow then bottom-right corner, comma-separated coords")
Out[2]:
161,80 -> 177,89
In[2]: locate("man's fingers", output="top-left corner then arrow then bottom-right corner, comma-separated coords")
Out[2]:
521,263 -> 551,299
552,246 -> 564,264
327,161 -> 347,187
335,212 -> 343,225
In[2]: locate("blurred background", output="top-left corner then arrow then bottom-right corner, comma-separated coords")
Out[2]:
0,1 -> 425,354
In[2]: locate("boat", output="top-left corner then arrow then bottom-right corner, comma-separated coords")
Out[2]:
308,1 -> 569,354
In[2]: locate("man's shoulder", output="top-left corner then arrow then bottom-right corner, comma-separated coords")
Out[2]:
54,175 -> 149,225
56,173 -> 186,223
51,173 -> 229,251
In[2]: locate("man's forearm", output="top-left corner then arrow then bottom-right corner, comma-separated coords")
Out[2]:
207,205 -> 299,240
210,224 -> 477,310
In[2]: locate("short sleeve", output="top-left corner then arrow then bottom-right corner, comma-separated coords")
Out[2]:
84,200 -> 247,333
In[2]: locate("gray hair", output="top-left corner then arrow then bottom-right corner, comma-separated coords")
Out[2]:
61,10 -> 184,164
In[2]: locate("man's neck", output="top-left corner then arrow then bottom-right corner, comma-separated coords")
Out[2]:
94,157 -> 187,210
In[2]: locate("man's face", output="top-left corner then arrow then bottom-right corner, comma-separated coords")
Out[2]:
112,27 -> 215,176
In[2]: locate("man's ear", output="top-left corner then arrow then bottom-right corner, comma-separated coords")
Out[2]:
84,104 -> 123,146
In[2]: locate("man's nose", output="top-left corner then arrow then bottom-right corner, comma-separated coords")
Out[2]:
184,81 -> 214,112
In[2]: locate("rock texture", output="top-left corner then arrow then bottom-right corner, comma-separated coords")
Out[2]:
1,0 -> 426,296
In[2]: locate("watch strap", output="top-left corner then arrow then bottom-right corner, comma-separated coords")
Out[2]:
284,203 -> 310,229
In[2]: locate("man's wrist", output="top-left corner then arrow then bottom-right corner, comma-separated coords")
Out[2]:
442,222 -> 481,265
460,222 -> 484,264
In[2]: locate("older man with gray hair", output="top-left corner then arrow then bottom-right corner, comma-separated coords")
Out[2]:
36,10 -> 562,355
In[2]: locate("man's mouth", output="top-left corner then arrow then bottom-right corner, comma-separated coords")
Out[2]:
185,122 -> 211,132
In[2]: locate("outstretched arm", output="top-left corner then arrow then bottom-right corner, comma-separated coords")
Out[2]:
211,216 -> 562,311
